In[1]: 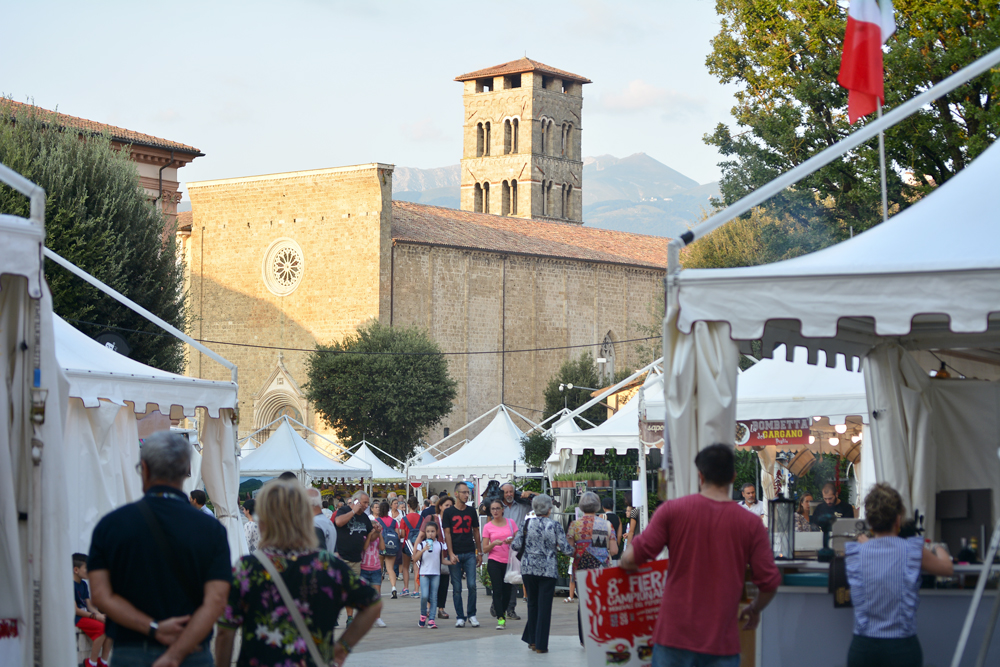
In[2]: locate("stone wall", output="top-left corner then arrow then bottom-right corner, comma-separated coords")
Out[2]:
184,164 -> 392,441
460,71 -> 584,223
390,243 -> 663,439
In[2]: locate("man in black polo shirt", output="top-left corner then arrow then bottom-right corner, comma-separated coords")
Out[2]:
88,431 -> 231,667
334,490 -> 375,625
811,481 -> 855,527
443,482 -> 483,628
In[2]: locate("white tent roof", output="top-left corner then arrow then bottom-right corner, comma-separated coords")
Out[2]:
345,441 -> 403,479
408,406 -> 525,479
554,373 -> 664,455
674,140 -> 1000,365
549,409 -> 583,435
736,345 -> 869,425
239,419 -> 371,478
55,316 -> 237,417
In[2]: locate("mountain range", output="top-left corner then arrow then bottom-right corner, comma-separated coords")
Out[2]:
393,153 -> 718,238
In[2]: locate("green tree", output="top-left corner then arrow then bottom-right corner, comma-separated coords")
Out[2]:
0,101 -> 187,372
520,430 -> 552,470
704,0 -> 1000,244
542,352 -> 612,427
304,320 -> 458,465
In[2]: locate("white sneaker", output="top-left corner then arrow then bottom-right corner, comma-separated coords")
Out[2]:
468,615 -> 480,627
374,618 -> 387,628
455,618 -> 466,628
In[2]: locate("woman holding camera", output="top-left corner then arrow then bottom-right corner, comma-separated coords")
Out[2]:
844,483 -> 953,667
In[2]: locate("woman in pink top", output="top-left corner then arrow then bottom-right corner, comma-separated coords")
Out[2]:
482,499 -> 518,630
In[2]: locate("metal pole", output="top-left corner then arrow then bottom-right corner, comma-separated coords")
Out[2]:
877,101 -> 888,222
952,515 -> 1000,667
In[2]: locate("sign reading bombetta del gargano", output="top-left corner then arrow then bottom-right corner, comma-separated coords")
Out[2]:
735,418 -> 810,447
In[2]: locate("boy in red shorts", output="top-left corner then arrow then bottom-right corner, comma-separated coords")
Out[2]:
73,553 -> 112,667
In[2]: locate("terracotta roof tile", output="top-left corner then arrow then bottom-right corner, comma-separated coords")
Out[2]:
391,201 -> 666,269
176,210 -> 193,232
2,100 -> 203,155
455,58 -> 591,84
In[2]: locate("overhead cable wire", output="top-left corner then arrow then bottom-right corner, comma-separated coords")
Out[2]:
62,317 -> 662,357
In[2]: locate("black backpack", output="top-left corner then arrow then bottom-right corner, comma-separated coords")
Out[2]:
380,518 -> 400,557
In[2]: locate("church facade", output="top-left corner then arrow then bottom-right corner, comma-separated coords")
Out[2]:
181,59 -> 667,451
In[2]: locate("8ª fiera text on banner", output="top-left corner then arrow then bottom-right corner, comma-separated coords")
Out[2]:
577,559 -> 669,667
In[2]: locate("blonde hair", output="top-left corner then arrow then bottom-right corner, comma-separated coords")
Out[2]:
257,479 -> 319,551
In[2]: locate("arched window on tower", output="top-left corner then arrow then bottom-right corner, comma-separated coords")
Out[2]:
541,180 -> 548,216
561,123 -> 568,157
565,123 -> 573,159
563,184 -> 573,219
511,179 -> 518,215
539,120 -> 547,155
504,120 -> 512,155
474,183 -> 483,213
476,122 -> 484,158
483,181 -> 490,214
501,180 -> 511,216
512,118 -> 519,153
484,122 -> 491,156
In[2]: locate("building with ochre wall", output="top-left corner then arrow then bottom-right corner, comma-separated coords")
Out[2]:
182,59 -> 667,452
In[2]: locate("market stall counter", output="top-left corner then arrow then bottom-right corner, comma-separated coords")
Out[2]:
758,560 -> 1000,667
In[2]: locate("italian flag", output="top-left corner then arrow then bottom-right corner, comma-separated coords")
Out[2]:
838,0 -> 896,124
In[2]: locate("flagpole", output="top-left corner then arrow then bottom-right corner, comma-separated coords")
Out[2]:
877,100 -> 888,222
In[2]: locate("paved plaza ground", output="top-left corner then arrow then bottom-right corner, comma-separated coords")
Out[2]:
348,583 -> 583,666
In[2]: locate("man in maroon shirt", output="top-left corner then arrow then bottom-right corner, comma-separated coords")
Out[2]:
621,443 -> 781,666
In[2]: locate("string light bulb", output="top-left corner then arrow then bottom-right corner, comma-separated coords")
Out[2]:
828,437 -> 839,446
851,434 -> 862,443
834,424 -> 847,434
808,436 -> 816,445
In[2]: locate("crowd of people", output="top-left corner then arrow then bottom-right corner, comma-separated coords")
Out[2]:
73,430 -> 948,667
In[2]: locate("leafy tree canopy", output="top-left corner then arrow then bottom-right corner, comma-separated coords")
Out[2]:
0,101 -> 187,371
304,320 -> 458,466
542,352 -> 630,428
520,430 -> 552,470
704,0 -> 1000,247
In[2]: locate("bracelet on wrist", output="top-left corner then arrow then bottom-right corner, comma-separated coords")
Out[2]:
337,638 -> 353,654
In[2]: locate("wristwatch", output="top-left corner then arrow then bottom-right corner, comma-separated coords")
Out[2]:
148,620 -> 159,640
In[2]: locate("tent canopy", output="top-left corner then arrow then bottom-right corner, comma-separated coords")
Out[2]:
55,315 -> 237,418
665,139 -> 1000,533
554,373 -> 664,455
674,140 -> 1000,367
736,345 -> 868,425
345,441 -> 403,479
408,406 -> 525,479
240,419 -> 371,479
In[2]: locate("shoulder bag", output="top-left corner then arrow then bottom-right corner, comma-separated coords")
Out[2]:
254,552 -> 328,667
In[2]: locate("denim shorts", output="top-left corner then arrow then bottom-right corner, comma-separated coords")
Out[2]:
111,642 -> 212,667
360,568 -> 382,586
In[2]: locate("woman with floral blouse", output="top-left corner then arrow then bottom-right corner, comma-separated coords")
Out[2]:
215,479 -> 382,667
510,494 -> 572,655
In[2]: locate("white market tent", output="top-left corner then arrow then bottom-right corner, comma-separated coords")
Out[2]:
665,138 -> 1000,540
408,405 -> 526,480
345,441 -> 403,480
662,51 -> 1000,667
55,315 -> 240,554
0,165 -> 74,666
239,418 -> 371,482
555,372 -> 665,455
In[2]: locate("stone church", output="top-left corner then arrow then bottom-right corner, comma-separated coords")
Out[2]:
179,58 -> 668,449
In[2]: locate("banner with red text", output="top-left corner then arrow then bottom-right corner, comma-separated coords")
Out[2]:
735,418 -> 810,447
576,559 -> 669,667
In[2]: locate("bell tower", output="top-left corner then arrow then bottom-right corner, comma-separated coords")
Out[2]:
455,58 -> 590,223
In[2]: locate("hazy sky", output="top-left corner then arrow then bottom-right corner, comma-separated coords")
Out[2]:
3,0 -> 738,201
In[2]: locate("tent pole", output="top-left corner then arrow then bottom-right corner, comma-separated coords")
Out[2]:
638,444 -> 648,532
